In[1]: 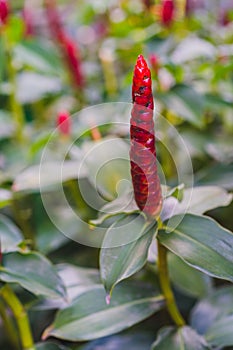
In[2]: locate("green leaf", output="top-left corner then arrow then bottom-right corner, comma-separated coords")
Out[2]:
5,16 -> 24,44
77,332 -> 155,350
191,286 -> 233,348
168,253 -> 212,298
0,214 -> 23,252
91,190 -> 138,226
158,214 -> 233,282
100,214 -> 157,294
36,342 -> 70,350
171,36 -> 216,63
0,251 -> 66,299
205,315 -> 233,348
158,84 -> 205,128
0,110 -> 14,139
151,326 -> 210,350
196,163 -> 233,190
43,281 -> 164,341
33,264 -> 101,310
14,40 -> 61,75
82,138 -> 131,200
13,161 -> 85,193
0,189 -> 12,208
16,72 -> 62,104
161,186 -> 232,220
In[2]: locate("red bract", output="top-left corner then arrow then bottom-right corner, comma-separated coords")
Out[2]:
130,55 -> 162,219
22,7 -> 35,37
45,0 -> 84,89
161,0 -> 174,27
44,0 -> 64,41
61,35 -> 84,89
0,0 -> 8,24
149,53 -> 160,74
57,111 -> 71,136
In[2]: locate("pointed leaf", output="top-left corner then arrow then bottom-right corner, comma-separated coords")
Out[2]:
0,214 -> 23,252
100,214 -> 157,294
43,281 -> 164,341
161,186 -> 232,221
151,326 -> 210,350
158,214 -> 233,282
0,251 -> 66,299
91,190 -> 138,226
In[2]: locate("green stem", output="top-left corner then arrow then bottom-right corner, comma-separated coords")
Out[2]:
3,30 -> 25,143
11,194 -> 36,250
157,239 -> 185,327
0,299 -> 19,349
0,284 -> 35,350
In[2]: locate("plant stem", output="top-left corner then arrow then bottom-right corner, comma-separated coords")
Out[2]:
157,239 -> 185,327
0,299 -> 19,349
0,284 -> 35,350
3,30 -> 25,143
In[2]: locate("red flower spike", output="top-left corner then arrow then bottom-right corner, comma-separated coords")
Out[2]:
0,0 -> 8,25
57,111 -> 71,136
130,55 -> 162,219
61,35 -> 85,89
149,53 -> 160,75
161,0 -> 174,27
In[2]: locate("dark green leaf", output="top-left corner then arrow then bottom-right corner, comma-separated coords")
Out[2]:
0,251 -> 66,299
0,214 -> 23,252
43,281 -> 164,341
158,214 -> 233,282
168,253 -> 212,298
100,214 -> 157,294
151,326 -> 210,350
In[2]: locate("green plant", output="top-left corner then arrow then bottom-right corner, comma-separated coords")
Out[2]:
0,1 -> 233,349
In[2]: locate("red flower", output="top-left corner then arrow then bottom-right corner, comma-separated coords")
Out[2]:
0,0 -> 8,24
149,53 -> 160,74
161,0 -> 174,27
45,0 -> 84,89
130,55 -> 162,218
57,111 -> 71,136
22,7 -> 35,37
61,35 -> 84,89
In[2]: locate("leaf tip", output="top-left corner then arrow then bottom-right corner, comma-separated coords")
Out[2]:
105,293 -> 111,305
41,324 -> 53,341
